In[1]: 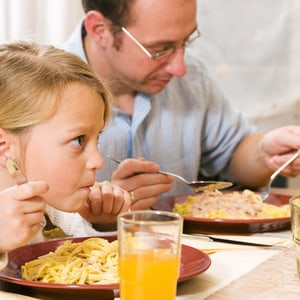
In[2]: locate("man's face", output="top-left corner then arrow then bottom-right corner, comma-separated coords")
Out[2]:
103,0 -> 197,95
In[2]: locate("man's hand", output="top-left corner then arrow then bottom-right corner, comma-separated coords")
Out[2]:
111,158 -> 174,209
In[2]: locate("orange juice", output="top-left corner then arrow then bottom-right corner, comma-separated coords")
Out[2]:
119,251 -> 180,300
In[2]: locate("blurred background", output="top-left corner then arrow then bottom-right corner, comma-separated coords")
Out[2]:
0,0 -> 83,46
1,0 -> 300,187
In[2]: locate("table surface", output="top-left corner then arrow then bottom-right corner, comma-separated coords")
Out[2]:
1,187 -> 299,300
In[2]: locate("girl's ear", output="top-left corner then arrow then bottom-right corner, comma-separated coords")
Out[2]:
0,129 -> 22,188
84,10 -> 111,47
0,129 -> 9,154
0,129 -> 8,168
0,128 -> 14,166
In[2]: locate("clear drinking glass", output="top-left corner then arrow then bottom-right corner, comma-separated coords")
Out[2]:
290,195 -> 300,275
118,210 -> 183,300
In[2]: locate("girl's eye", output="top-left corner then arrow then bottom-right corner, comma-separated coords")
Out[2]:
70,135 -> 85,147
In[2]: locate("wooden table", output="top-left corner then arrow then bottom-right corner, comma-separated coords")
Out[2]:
1,188 -> 299,299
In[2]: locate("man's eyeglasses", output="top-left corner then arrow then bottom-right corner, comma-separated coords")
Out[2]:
121,27 -> 201,61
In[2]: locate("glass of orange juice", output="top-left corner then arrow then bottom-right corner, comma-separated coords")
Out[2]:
118,210 -> 183,300
290,195 -> 300,276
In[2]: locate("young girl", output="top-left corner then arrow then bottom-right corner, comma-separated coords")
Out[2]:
0,41 -> 131,269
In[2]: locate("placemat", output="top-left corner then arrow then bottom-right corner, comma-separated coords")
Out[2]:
206,245 -> 300,299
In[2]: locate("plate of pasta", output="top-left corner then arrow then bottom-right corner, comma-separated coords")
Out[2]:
153,190 -> 291,234
0,236 -> 211,300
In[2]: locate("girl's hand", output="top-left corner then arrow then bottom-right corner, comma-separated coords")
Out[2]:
0,181 -> 48,252
78,181 -> 131,228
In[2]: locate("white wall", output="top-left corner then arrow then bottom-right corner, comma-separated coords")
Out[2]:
196,0 -> 300,133
0,0 -> 83,46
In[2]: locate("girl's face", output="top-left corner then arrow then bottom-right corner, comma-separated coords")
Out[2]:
20,82 -> 106,212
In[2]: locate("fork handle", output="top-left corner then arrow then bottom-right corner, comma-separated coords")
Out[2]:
158,171 -> 187,183
106,155 -> 122,164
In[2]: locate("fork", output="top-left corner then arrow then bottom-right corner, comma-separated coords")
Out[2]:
5,158 -> 27,184
157,170 -> 233,192
261,151 -> 299,200
106,155 -> 233,192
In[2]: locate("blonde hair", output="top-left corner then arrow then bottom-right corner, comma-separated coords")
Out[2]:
0,41 -> 112,133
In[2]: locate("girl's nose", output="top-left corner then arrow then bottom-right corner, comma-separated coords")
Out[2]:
87,149 -> 104,170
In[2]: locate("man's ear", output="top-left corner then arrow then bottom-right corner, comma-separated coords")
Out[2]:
84,10 -> 111,47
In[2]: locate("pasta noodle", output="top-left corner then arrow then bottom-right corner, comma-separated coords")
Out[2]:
21,238 -> 119,284
173,189 -> 290,219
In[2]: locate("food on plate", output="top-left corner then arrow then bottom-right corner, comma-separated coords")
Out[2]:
173,189 -> 290,219
21,238 -> 118,284
42,227 -> 69,239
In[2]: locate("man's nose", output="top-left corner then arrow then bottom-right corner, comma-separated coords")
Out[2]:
164,48 -> 187,77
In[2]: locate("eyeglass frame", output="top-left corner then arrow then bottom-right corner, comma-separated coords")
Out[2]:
120,26 -> 201,61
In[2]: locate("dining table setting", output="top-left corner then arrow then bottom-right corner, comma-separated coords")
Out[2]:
0,187 -> 299,300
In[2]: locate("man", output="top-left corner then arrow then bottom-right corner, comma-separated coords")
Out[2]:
60,0 -> 300,230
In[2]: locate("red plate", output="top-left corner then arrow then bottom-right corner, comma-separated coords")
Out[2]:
153,193 -> 291,234
0,236 -> 211,300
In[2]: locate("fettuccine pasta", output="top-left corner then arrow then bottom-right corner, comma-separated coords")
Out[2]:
173,189 -> 290,219
21,238 -> 119,284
